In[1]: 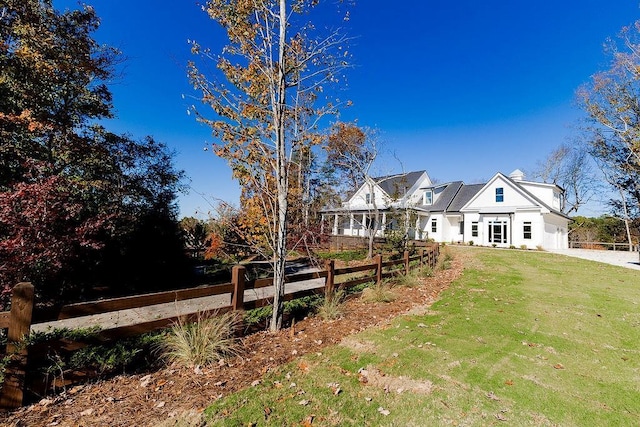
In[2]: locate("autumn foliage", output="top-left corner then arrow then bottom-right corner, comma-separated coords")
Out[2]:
0,1 -> 187,306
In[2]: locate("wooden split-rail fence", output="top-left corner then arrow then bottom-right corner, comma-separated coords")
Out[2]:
0,246 -> 439,409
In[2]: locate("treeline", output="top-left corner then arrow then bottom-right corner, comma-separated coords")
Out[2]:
570,216 -> 640,246
0,1 -> 192,308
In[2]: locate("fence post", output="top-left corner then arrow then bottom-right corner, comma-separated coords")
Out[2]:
375,254 -> 383,286
404,250 -> 410,275
231,265 -> 246,311
324,259 -> 335,295
0,282 -> 35,409
420,249 -> 425,268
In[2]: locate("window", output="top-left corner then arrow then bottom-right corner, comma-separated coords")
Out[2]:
471,222 -> 478,237
523,222 -> 532,239
488,220 -> 508,244
365,193 -> 371,204
423,189 -> 433,205
365,216 -> 376,230
431,219 -> 437,233
495,187 -> 504,203
459,221 -> 464,235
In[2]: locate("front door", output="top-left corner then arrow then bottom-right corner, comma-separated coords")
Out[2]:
488,220 -> 508,245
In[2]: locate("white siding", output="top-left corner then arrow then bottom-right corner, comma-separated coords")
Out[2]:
465,177 -> 538,212
518,181 -> 559,210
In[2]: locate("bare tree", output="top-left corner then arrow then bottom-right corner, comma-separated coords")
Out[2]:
325,123 -> 385,258
530,142 -> 597,215
578,20 -> 640,217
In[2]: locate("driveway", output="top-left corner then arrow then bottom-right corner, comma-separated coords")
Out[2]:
546,248 -> 640,271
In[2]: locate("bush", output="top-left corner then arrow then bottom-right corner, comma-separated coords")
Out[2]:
156,311 -> 241,367
362,280 -> 395,303
317,289 -> 345,321
468,240 -> 474,246
420,266 -> 434,278
395,271 -> 422,288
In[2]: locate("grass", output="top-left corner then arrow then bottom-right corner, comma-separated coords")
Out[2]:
156,311 -> 241,367
361,279 -> 396,303
201,246 -> 640,426
317,289 -> 346,321
315,249 -> 368,264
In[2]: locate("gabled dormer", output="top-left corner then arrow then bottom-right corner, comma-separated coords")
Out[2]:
344,171 -> 431,210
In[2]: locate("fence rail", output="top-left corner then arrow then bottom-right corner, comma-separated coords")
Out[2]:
569,241 -> 638,251
0,245 -> 439,409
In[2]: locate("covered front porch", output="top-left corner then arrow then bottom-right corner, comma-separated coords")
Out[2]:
320,209 -> 429,240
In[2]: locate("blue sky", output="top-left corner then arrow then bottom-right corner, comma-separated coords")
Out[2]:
53,1 -> 640,218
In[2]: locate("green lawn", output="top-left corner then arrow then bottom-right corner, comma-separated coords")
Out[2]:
201,246 -> 640,426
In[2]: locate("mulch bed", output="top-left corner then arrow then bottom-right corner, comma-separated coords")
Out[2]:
0,254 -> 465,427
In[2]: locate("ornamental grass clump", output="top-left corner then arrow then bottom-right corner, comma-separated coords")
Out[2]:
158,311 -> 241,368
395,270 -> 422,288
362,279 -> 396,303
317,289 -> 345,321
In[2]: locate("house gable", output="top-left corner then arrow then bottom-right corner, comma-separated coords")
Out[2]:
460,172 -> 543,213
344,171 -> 430,210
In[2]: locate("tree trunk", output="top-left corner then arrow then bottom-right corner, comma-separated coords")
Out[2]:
271,0 -> 288,331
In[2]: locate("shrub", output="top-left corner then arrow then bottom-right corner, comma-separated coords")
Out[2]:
395,271 -> 422,288
317,289 -> 345,321
509,245 -> 516,249
420,266 -> 434,278
362,280 -> 395,303
520,245 -> 528,250
438,249 -> 453,270
157,311 -> 241,367
468,240 -> 474,246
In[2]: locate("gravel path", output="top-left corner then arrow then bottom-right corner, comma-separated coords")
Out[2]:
546,248 -> 640,271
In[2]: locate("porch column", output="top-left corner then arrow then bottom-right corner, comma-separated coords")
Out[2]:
415,215 -> 421,239
381,212 -> 387,234
362,213 -> 367,237
349,213 -> 354,236
333,214 -> 339,235
320,214 -> 325,234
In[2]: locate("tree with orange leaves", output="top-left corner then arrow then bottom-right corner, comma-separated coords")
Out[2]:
189,0 -> 350,330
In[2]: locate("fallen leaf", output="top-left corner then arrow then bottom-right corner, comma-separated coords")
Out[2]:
486,391 -> 500,401
553,363 -> 565,370
251,380 -> 261,387
298,399 -> 310,406
139,375 -> 152,388
504,380 -> 514,386
68,385 -> 84,395
298,361 -> 310,373
495,413 -> 508,421
327,382 -> 341,395
301,415 -> 315,426
79,408 -> 93,416
155,401 -> 165,408
377,407 -> 390,416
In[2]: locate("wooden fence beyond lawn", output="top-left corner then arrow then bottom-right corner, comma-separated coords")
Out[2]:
0,245 -> 439,409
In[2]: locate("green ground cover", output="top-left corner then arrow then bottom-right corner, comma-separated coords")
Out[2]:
201,246 -> 640,426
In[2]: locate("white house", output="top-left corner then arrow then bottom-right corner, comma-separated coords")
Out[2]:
321,169 -> 571,250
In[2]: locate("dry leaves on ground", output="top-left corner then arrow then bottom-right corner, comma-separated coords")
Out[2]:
0,252 -> 465,427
